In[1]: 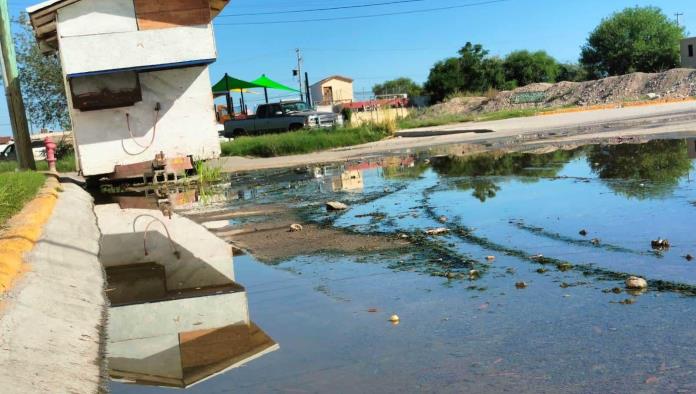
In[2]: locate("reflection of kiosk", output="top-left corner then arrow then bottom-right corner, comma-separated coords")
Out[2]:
98,205 -> 278,388
688,138 -> 696,159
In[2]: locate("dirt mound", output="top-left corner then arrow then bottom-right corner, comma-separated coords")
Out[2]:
418,96 -> 488,117
429,68 -> 696,115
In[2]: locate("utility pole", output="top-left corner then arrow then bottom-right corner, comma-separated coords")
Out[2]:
295,48 -> 303,102
0,2 -> 35,170
675,12 -> 684,26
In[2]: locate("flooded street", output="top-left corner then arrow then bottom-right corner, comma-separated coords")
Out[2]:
108,139 -> 696,393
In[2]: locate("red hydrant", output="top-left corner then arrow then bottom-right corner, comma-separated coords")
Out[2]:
44,136 -> 57,173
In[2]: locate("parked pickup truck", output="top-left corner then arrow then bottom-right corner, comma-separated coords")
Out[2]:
222,101 -> 342,138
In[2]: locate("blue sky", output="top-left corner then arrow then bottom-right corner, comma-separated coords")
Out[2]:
2,0 -> 695,136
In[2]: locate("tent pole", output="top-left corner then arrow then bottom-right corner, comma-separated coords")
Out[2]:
264,87 -> 268,104
224,72 -> 234,117
241,90 -> 246,114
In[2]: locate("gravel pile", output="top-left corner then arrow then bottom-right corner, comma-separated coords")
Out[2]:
427,68 -> 696,115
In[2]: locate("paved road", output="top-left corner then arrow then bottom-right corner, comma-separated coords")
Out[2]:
216,101 -> 696,172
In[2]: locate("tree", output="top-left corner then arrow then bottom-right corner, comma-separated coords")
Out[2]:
557,63 -> 587,82
503,50 -> 560,87
424,42 -> 508,102
372,77 -> 423,98
580,7 -> 684,78
15,13 -> 70,130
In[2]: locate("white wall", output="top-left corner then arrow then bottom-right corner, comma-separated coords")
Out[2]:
108,292 -> 250,343
68,66 -> 221,176
57,0 -> 216,76
58,0 -> 137,37
97,204 -> 234,289
681,38 -> 696,69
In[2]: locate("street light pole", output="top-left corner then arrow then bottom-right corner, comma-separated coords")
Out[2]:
0,1 -> 35,170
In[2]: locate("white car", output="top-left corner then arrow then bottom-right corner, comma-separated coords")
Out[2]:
0,142 -> 46,161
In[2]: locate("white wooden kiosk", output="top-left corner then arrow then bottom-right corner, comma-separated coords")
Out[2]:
27,0 -> 228,179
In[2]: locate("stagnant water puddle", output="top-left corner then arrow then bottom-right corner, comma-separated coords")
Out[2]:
108,138 -> 696,393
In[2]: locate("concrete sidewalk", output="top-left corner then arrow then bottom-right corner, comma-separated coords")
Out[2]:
0,183 -> 107,393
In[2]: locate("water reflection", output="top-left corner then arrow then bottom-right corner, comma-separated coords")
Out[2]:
430,149 -> 583,201
98,204 -> 277,389
587,139 -> 693,199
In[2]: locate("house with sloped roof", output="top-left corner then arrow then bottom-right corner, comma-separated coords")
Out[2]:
310,75 -> 354,105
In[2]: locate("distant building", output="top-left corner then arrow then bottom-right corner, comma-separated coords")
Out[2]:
681,37 -> 696,68
27,0 -> 229,178
310,75 -> 354,105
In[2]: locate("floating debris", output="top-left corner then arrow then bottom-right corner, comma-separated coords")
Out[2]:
326,201 -> 349,211
289,223 -> 303,232
612,287 -> 623,294
536,268 -> 548,274
686,254 -> 694,261
425,227 -> 449,236
367,308 -> 378,313
389,314 -> 400,323
625,276 -> 648,290
590,238 -> 601,246
485,255 -> 496,262
651,238 -> 670,250
438,216 -> 448,223
579,229 -> 588,236
619,298 -> 636,305
515,281 -> 528,289
469,269 -> 480,279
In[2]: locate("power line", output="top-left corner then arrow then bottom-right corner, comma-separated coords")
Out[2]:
215,0 -> 510,26
217,0 -> 430,17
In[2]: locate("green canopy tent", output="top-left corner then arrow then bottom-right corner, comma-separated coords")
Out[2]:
251,74 -> 299,104
212,73 -> 263,115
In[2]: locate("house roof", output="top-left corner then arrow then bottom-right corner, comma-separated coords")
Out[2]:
27,0 -> 231,54
312,75 -> 354,86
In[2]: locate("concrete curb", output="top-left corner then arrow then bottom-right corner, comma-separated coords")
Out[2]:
0,175 -> 61,293
0,182 -> 107,393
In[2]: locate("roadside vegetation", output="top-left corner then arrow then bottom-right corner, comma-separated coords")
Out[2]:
374,6 -> 682,103
0,152 -> 75,173
221,122 -> 395,158
0,171 -> 45,226
396,107 -> 560,129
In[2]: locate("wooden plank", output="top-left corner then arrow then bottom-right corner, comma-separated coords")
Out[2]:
134,0 -> 211,30
134,0 -> 208,13
137,9 -> 211,30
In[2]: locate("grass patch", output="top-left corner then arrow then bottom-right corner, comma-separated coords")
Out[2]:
0,153 -> 76,174
0,172 -> 45,226
397,114 -> 475,129
397,106 -> 574,130
478,108 -> 540,121
221,123 -> 394,158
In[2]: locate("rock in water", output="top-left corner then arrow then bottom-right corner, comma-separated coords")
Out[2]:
438,216 -> 448,223
389,314 -> 400,323
515,281 -> 527,289
651,238 -> 670,250
289,223 -> 303,232
425,227 -> 449,236
625,276 -> 648,290
579,229 -> 588,236
326,201 -> 349,211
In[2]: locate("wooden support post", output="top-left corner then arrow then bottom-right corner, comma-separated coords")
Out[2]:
0,1 -> 35,170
